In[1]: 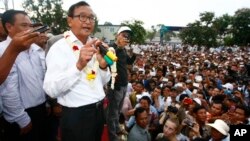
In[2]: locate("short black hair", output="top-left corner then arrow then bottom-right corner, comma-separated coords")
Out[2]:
212,100 -> 228,113
179,94 -> 189,102
236,104 -> 250,117
1,9 -> 27,34
68,1 -> 90,17
139,96 -> 151,105
192,105 -> 206,114
134,107 -> 146,119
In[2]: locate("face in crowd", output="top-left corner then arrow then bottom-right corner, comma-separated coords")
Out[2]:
163,118 -> 179,138
135,110 -> 148,129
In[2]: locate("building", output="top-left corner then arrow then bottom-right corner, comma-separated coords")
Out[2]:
95,24 -> 184,45
94,25 -> 121,44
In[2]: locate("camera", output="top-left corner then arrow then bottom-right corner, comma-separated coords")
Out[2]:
184,118 -> 194,127
33,25 -> 49,33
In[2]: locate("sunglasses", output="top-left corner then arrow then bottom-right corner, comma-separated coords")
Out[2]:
122,33 -> 131,40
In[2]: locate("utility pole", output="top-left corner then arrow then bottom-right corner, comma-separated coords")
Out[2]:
3,0 -> 8,10
1,0 -> 9,10
12,0 -> 14,9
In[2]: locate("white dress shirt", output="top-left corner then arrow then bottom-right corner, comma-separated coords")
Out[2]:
43,31 -> 111,107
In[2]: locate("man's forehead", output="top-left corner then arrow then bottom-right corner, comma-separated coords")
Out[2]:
74,6 -> 95,15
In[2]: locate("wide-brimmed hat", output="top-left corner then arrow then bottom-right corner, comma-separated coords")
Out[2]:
207,119 -> 229,135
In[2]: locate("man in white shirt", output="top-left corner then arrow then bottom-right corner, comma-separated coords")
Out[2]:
43,1 -> 110,141
0,10 -> 48,141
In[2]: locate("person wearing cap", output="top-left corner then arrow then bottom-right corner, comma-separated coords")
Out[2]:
43,1 -> 110,141
207,119 -> 230,141
106,26 -> 136,141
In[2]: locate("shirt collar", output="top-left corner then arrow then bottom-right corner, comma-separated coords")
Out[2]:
68,30 -> 92,47
135,124 -> 148,134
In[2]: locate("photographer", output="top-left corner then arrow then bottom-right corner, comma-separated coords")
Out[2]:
106,26 -> 136,141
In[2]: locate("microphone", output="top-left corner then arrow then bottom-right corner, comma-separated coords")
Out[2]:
98,44 -> 117,65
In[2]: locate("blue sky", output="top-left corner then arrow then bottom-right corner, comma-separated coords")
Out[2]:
3,0 -> 250,29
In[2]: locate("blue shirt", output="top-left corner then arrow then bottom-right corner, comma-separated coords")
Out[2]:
127,104 -> 158,129
0,36 -> 46,128
128,124 -> 151,141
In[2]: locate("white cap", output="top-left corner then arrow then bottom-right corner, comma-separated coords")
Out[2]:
117,26 -> 132,34
195,75 -> 203,83
193,98 -> 201,105
222,83 -> 233,91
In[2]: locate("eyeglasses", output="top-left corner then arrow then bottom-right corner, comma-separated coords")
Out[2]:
72,14 -> 96,23
121,33 -> 131,40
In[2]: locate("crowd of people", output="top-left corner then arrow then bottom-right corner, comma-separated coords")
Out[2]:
0,1 -> 250,141
121,43 -> 250,141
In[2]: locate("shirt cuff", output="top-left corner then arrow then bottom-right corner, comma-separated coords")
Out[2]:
16,112 -> 31,128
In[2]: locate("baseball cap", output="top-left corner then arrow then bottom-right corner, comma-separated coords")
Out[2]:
193,98 -> 201,105
117,26 -> 132,35
222,83 -> 233,91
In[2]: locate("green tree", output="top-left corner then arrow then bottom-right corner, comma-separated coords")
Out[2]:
200,12 -> 215,26
146,25 -> 157,42
179,21 -> 203,47
121,20 -> 146,44
179,12 -> 217,49
212,14 -> 233,45
104,22 -> 113,26
232,8 -> 250,46
23,0 -> 68,34
164,31 -> 176,42
199,12 -> 217,48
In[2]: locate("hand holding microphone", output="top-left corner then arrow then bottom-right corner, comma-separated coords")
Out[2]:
95,42 -> 117,66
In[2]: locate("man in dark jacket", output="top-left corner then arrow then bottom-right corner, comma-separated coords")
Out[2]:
106,26 -> 136,141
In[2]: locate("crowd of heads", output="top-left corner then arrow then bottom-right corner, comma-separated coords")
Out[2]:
123,44 -> 250,141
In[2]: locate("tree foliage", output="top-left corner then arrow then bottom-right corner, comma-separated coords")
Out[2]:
180,8 -> 250,48
232,8 -> 250,46
22,0 -> 68,34
121,20 -> 146,44
146,25 -> 157,42
180,21 -> 218,48
213,14 -> 233,45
